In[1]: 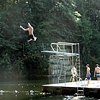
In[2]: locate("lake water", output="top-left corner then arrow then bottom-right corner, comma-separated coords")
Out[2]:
0,78 -> 99,100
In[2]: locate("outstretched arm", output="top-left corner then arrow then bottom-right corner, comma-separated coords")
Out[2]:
20,25 -> 29,31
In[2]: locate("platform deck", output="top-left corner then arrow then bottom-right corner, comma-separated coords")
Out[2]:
42,80 -> 100,98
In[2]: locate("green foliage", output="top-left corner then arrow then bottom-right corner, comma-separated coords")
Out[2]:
75,0 -> 100,66
77,16 -> 93,63
0,0 -> 100,80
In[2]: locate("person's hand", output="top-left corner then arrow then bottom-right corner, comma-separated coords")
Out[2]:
28,23 -> 30,25
20,25 -> 23,28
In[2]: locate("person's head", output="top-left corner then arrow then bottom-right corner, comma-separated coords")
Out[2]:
86,64 -> 89,67
96,64 -> 99,67
28,23 -> 31,27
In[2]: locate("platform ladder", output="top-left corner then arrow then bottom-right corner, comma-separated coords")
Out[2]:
75,55 -> 84,96
57,56 -> 66,83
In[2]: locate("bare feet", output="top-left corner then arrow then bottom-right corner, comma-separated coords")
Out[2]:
34,37 -> 37,41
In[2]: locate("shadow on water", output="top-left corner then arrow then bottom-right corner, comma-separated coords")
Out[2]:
0,77 -> 99,100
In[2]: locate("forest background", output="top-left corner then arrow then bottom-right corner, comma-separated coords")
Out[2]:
0,0 -> 100,81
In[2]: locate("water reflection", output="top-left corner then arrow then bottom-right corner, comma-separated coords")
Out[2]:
0,91 -> 98,100
0,79 -> 99,100
0,93 -> 98,100
28,95 -> 98,100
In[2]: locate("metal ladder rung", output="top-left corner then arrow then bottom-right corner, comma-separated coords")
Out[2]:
77,89 -> 84,95
77,90 -> 84,92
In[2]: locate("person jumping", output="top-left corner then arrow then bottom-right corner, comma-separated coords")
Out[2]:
20,23 -> 37,43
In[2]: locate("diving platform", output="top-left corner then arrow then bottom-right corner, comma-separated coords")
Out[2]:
42,80 -> 100,98
41,51 -> 79,56
41,42 -> 100,98
41,42 -> 85,96
41,42 -> 81,83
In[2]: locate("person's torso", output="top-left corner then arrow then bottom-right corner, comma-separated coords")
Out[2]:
28,27 -> 33,35
96,67 -> 100,73
87,67 -> 90,74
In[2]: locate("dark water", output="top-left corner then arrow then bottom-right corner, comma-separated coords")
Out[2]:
0,78 -> 99,100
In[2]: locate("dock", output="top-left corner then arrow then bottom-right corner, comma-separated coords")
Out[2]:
41,42 -> 100,98
42,80 -> 100,98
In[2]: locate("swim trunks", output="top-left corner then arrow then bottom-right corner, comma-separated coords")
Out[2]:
27,34 -> 34,40
87,73 -> 91,80
96,73 -> 100,78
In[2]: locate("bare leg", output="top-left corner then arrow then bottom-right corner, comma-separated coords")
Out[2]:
27,39 -> 33,42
